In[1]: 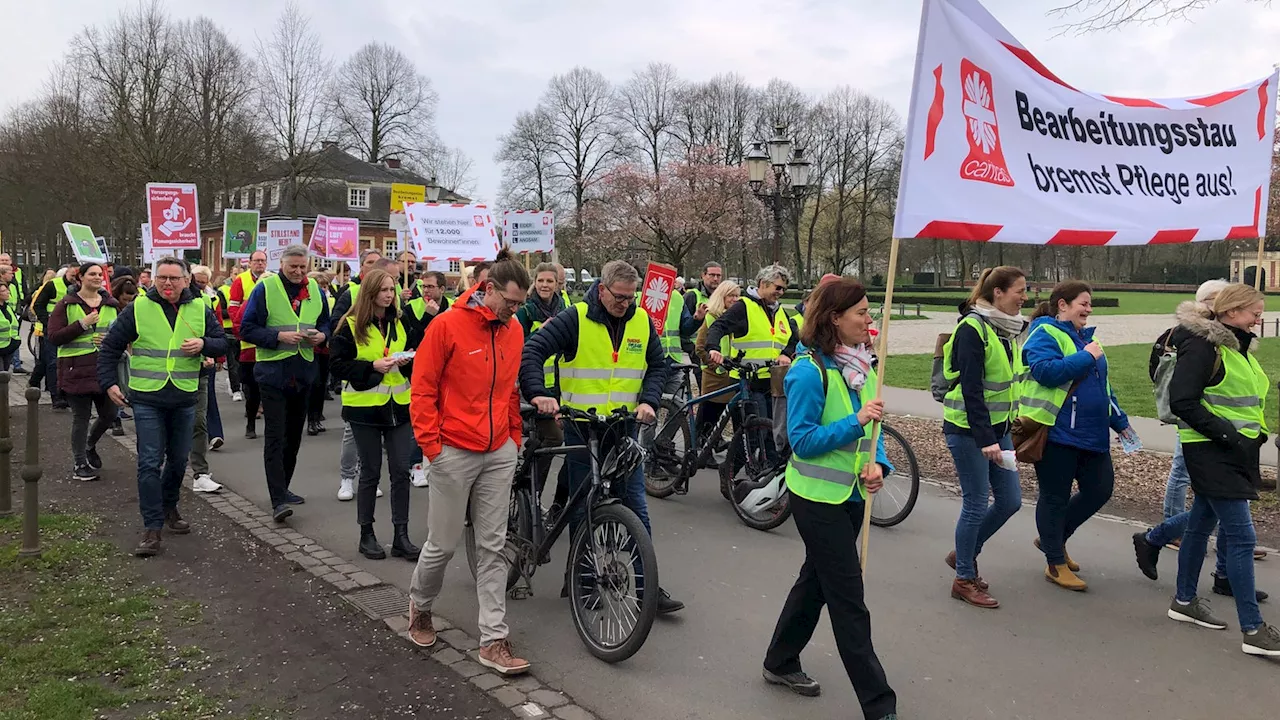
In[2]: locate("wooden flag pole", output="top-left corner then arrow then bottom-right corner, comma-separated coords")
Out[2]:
860,236 -> 901,572
1255,236 -> 1266,290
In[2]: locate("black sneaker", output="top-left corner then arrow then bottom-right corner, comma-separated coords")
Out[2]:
762,668 -> 821,697
1212,573 -> 1270,602
111,419 -> 124,436
72,463 -> 100,482
245,423 -> 257,440
85,446 -> 103,470
657,587 -> 684,614
1132,531 -> 1160,581
272,505 -> 293,523
284,491 -> 306,505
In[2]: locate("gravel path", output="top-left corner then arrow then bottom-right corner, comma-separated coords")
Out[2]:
882,313 -> 1188,354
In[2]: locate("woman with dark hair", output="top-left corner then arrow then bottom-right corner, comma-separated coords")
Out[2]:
1021,280 -> 1133,591
762,278 -> 897,720
940,266 -> 1027,608
47,261 -> 121,481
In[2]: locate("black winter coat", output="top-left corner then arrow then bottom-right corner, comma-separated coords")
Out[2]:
329,305 -> 422,428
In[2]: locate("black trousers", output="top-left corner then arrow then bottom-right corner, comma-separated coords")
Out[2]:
351,422 -> 412,527
764,494 -> 896,720
241,360 -> 261,427
1033,441 -> 1115,567
224,337 -> 241,393
261,384 -> 309,508
307,353 -> 329,422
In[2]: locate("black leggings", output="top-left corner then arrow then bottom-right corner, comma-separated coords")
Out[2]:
308,353 -> 329,422
68,392 -> 115,466
241,360 -> 261,426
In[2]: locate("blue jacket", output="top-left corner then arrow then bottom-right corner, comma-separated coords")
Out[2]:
1022,317 -> 1129,453
784,348 -> 892,501
240,275 -> 331,392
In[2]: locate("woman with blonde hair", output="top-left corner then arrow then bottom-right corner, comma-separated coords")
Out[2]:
1161,283 -> 1279,655
694,280 -> 741,491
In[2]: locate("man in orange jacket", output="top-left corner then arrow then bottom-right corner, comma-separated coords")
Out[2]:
405,249 -> 532,677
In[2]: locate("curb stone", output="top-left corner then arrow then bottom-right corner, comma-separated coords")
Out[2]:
47,383 -> 601,720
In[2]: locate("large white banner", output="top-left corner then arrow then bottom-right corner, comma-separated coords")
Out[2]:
894,0 -> 1277,245
502,210 -> 555,254
404,203 -> 500,261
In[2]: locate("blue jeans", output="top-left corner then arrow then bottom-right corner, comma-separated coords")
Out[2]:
1162,438 -> 1190,520
206,371 -> 224,440
945,432 -> 1021,580
1176,494 -> 1263,631
563,420 -> 651,538
134,402 -> 196,529
1147,512 -> 1228,577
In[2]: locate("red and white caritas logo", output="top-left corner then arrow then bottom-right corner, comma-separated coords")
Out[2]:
473,215 -> 485,227
958,59 -> 1014,187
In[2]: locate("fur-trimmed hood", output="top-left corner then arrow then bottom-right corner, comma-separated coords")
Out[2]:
1175,300 -> 1239,351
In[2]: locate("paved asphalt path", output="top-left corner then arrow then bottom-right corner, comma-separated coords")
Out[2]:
204,389 -> 1279,720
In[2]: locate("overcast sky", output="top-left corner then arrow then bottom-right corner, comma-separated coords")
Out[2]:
0,0 -> 1274,201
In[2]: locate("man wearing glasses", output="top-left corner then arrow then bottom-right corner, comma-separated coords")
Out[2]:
520,260 -> 685,615
97,256 -> 227,557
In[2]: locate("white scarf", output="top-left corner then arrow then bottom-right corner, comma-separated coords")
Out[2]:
830,343 -> 876,391
970,301 -> 1027,339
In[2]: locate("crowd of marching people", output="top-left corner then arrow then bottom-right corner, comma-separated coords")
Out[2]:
14,244 -> 1280,720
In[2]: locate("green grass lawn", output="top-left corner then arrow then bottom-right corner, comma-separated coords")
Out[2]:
884,338 -> 1280,421
869,291 -> 1280,316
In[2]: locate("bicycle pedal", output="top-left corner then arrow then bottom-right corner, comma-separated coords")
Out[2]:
673,482 -> 690,496
511,586 -> 533,601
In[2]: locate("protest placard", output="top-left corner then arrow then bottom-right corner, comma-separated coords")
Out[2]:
639,262 -> 679,334
222,209 -> 260,258
893,0 -> 1277,245
404,203 -> 499,261
308,215 -> 330,257
502,210 -> 555,254
390,183 -> 426,232
141,223 -> 154,263
265,219 -> 304,272
63,223 -> 108,263
145,183 -> 201,249
325,217 -> 359,261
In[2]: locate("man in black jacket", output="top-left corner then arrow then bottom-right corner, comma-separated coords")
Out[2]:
520,260 -> 683,614
97,257 -> 226,556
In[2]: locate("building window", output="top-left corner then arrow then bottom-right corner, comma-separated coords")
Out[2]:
348,186 -> 370,210
241,188 -> 250,209
254,186 -> 264,209
382,236 -> 400,255
449,260 -> 461,273
263,185 -> 273,210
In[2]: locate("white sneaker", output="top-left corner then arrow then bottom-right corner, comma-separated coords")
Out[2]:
208,437 -> 224,451
192,474 -> 222,493
337,478 -> 354,501
411,463 -> 429,488
231,391 -> 243,402
376,487 -> 384,498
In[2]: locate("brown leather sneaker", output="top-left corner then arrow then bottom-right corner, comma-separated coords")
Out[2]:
407,600 -> 436,648
478,639 -> 531,675
164,508 -> 191,535
945,550 -> 989,590
134,529 -> 162,557
951,578 -> 999,608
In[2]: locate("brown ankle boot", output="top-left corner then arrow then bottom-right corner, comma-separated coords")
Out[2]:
945,550 -> 989,590
1045,564 -> 1088,591
951,578 -> 999,608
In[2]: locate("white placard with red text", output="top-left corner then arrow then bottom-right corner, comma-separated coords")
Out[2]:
265,219 -> 304,272
502,210 -> 555,254
145,183 -> 201,249
404,203 -> 499,261
893,0 -> 1276,246
640,262 -> 679,333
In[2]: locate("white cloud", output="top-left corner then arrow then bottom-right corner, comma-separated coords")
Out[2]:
0,0 -> 1273,201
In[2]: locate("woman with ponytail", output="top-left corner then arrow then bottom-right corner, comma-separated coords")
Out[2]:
939,266 -> 1027,608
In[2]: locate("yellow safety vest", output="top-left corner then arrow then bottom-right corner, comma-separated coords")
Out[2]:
128,296 -> 204,393
58,303 -> 118,358
340,316 -> 411,407
1017,324 -> 1110,427
256,275 -> 322,363
941,315 -> 1020,428
558,303 -> 651,412
784,353 -> 876,504
659,290 -> 687,363
1179,344 -> 1270,443
704,313 -> 739,380
529,317 -> 559,390
235,271 -> 263,350
735,299 -> 791,378
0,308 -> 18,345
216,286 -> 234,329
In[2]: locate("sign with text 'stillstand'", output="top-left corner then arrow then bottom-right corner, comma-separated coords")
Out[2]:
222,209 -> 259,258
639,262 -> 679,334
389,183 -> 426,232
502,210 -> 555,254
264,219 -> 304,272
63,222 -> 108,263
324,217 -> 359,261
145,183 -> 201,249
894,0 -> 1277,245
403,203 -> 499,261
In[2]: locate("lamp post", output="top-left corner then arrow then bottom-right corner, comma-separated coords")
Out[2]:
747,124 -> 812,265
425,175 -> 442,203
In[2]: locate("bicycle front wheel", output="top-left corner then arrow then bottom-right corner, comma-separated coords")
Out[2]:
871,424 -> 921,528
567,503 -> 659,663
644,400 -> 690,499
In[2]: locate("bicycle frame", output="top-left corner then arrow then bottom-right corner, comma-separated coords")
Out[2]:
651,362 -> 769,481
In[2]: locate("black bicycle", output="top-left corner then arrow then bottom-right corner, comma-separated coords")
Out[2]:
464,406 -> 659,664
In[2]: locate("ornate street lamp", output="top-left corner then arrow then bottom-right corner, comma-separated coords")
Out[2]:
426,176 -> 442,202
749,125 -> 813,264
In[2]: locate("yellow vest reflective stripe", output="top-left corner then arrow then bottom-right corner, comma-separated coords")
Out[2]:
1016,324 -> 1108,427
659,290 -> 688,363
128,296 -> 203,392
704,313 -> 739,379
784,354 -> 875,504
340,317 -> 410,407
560,290 -> 572,307
941,316 -> 1020,428
58,303 -> 118,358
1179,346 -> 1270,443
0,309 -> 18,345
692,288 -> 710,306
406,297 -> 426,322
44,277 -> 68,313
530,318 -> 558,389
216,286 -> 234,328
559,303 -> 650,412
257,275 -> 323,363
737,300 -> 791,377
236,271 -> 262,350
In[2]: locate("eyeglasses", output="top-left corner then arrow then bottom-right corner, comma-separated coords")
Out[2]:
155,275 -> 185,284
495,292 -> 525,309
600,285 -> 635,306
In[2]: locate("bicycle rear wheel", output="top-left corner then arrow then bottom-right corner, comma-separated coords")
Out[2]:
567,503 -> 659,663
465,488 -> 534,592
643,400 -> 690,499
871,424 -> 921,527
721,416 -> 787,524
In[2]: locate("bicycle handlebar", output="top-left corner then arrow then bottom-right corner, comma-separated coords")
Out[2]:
559,406 -> 640,425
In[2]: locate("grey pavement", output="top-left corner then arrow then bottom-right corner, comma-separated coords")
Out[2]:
199,387 -> 1280,720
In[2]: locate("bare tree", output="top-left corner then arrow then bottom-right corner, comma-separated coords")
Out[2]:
330,42 -> 438,164
671,73 -> 756,165
428,146 -> 476,197
496,108 -> 560,210
848,97 -> 904,279
255,2 -> 331,215
1049,0 -> 1267,32
619,63 -> 683,178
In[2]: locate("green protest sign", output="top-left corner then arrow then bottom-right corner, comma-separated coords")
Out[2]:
223,209 -> 260,258
63,222 -> 108,263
